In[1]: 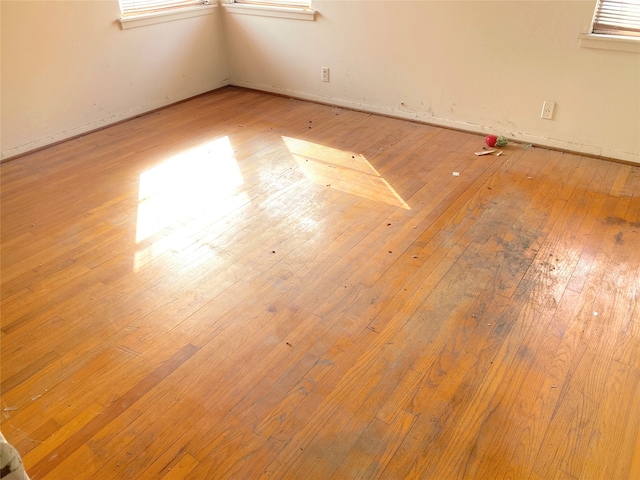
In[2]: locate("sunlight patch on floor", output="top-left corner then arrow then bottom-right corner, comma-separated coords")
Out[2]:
282,136 -> 410,210
134,136 -> 248,271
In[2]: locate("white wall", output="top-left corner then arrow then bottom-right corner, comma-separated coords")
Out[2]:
3,1 -> 638,163
1,1 -> 230,160
223,1 -> 640,163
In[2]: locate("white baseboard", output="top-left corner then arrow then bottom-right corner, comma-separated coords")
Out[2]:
1,80 -> 231,162
231,80 -> 639,165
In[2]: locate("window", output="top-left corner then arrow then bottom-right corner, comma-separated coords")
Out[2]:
118,0 -> 216,29
232,0 -> 310,8
222,0 -> 315,21
591,0 -> 640,37
119,0 -> 210,17
580,0 -> 640,52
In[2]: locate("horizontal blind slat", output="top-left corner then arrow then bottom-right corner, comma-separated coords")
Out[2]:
592,0 -> 640,36
120,0 -> 205,16
234,0 -> 311,7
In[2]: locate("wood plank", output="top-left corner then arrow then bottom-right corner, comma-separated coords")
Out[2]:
24,344 -> 198,478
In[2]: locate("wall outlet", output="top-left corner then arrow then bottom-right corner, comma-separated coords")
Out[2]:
541,101 -> 555,120
321,67 -> 330,82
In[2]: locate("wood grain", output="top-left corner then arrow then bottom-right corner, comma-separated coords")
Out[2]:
2,87 -> 639,479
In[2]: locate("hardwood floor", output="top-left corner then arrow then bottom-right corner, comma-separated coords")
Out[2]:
1,86 -> 639,479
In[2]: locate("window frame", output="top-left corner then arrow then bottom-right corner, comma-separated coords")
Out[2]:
591,0 -> 640,37
580,0 -> 640,52
117,0 -> 217,29
222,0 -> 316,21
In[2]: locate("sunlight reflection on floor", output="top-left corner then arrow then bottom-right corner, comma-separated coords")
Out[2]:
282,136 -> 410,210
133,135 -> 411,272
134,136 -> 248,271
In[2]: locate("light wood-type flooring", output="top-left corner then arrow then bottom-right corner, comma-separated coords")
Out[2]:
2,87 -> 639,479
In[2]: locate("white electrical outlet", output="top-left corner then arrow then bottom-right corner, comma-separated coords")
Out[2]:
321,67 -> 330,82
541,101 -> 555,120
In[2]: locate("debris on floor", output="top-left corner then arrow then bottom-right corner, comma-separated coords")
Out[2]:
475,149 -> 503,156
453,171 -> 460,176
485,135 -> 508,148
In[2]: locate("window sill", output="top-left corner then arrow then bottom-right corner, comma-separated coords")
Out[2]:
579,33 -> 640,53
222,2 -> 316,21
118,4 -> 217,29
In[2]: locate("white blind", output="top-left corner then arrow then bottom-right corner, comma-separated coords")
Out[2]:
233,0 -> 310,8
119,0 -> 208,16
592,0 -> 640,37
